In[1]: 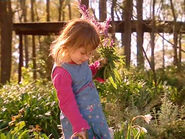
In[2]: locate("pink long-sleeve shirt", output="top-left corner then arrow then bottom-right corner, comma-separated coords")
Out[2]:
52,62 -> 100,134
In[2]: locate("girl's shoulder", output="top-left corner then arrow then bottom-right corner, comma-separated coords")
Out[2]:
52,63 -> 70,76
51,65 -> 72,82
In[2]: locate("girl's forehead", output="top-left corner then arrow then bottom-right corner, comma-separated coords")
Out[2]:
76,47 -> 95,53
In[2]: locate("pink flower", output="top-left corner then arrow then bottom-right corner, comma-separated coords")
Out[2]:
110,39 -> 114,47
103,18 -> 111,37
89,61 -> 100,76
94,61 -> 100,68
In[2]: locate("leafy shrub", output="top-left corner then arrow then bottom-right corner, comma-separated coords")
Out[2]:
0,81 -> 60,138
95,56 -> 185,138
157,65 -> 185,105
149,93 -> 185,139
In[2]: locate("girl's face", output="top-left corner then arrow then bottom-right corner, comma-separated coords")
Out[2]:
69,47 -> 94,64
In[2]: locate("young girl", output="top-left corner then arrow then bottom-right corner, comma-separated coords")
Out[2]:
50,19 -> 112,139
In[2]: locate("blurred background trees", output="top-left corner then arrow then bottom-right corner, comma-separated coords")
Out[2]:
0,0 -> 13,84
0,0 -> 184,84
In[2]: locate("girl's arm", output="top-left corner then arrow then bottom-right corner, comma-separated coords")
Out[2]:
52,67 -> 90,134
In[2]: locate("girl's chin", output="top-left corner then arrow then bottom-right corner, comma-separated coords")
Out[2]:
78,61 -> 83,64
74,60 -> 87,64
74,61 -> 82,64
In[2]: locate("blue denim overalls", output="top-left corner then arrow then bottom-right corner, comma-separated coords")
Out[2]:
53,61 -> 111,139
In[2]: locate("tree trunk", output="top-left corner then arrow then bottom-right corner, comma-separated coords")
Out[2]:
150,0 -> 155,72
31,0 -> 37,80
58,0 -> 64,21
0,0 -> 13,84
162,33 -> 165,69
136,0 -> 144,68
62,9 -> 65,21
99,0 -> 107,21
23,0 -> 29,68
178,33 -> 182,70
150,0 -> 157,86
68,3 -> 72,20
111,0 -> 116,41
170,0 -> 178,67
81,0 -> 89,8
161,0 -> 165,70
46,0 -> 50,21
173,28 -> 178,66
20,0 -> 29,68
123,0 -> 133,68
17,0 -> 22,22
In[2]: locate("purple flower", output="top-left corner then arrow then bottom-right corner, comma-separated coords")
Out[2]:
104,18 -> 111,36
77,0 -> 91,19
77,0 -> 111,35
103,39 -> 109,47
77,0 -> 114,47
110,39 -> 114,47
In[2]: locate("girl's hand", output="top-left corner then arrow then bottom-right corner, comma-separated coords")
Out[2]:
99,58 -> 107,68
71,130 -> 88,139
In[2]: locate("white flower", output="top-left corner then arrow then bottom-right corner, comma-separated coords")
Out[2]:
141,127 -> 147,133
144,114 -> 152,124
134,126 -> 148,133
109,127 -> 114,139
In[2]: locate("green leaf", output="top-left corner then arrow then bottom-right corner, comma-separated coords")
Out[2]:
18,130 -> 29,139
0,133 -> 6,139
114,70 -> 121,83
41,134 -> 50,139
11,121 -> 26,135
108,76 -> 117,89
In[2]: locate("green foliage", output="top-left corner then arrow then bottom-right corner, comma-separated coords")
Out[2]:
1,63 -> 185,139
1,42 -> 185,139
96,69 -> 185,138
37,36 -> 54,80
113,114 -> 151,139
97,39 -> 124,80
95,45 -> 185,139
149,93 -> 185,139
156,65 -> 185,105
0,80 -> 60,138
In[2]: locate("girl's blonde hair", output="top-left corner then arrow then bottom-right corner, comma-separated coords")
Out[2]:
50,19 -> 100,65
